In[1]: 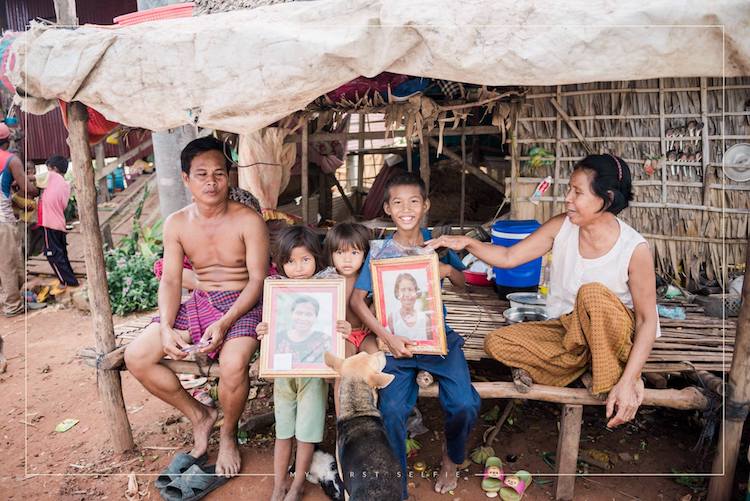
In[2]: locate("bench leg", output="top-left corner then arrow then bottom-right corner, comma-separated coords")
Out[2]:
555,404 -> 583,501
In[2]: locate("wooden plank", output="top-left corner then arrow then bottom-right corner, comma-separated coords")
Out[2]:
284,125 -> 501,144
428,138 -> 504,193
555,404 -> 583,501
94,139 -> 153,182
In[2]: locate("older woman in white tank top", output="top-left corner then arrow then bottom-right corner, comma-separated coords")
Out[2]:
426,154 -> 658,428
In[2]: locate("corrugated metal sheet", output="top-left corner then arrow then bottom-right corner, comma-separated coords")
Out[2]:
5,0 -> 139,161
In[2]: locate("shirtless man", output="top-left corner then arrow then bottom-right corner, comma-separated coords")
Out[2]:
124,136 -> 268,478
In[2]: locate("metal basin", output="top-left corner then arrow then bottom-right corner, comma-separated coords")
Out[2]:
506,292 -> 546,309
503,306 -> 549,324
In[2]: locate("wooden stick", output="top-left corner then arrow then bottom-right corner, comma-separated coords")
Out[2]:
708,241 -> 750,500
550,98 -> 594,154
485,400 -> 514,447
356,113 -> 365,212
419,135 -> 430,222
700,77 -> 711,206
659,78 -> 668,204
301,120 -> 309,224
428,138 -> 504,193
68,101 -> 134,452
509,118 -> 519,219
555,404 -> 583,501
419,382 -> 708,410
94,139 -> 153,182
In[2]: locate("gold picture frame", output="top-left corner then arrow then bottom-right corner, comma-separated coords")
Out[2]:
370,254 -> 447,355
259,278 -> 346,378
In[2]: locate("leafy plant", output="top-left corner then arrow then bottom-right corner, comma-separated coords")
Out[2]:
105,186 -> 163,315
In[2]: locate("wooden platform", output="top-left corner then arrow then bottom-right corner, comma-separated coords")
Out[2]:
444,285 -> 735,374
110,286 -> 735,376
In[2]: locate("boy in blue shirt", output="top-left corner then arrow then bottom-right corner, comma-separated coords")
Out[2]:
350,173 -> 481,499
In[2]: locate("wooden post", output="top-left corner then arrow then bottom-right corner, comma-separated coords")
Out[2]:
707,242 -> 750,500
700,77 -> 711,206
555,404 -> 583,501
356,113 -> 365,211
419,135 -> 430,224
406,140 -> 413,173
67,102 -> 134,452
318,169 -> 332,221
509,118 -> 519,219
94,143 -> 110,203
301,120 -> 310,224
658,78 -> 668,204
459,134 -> 466,232
553,85 -> 562,212
53,0 -> 78,24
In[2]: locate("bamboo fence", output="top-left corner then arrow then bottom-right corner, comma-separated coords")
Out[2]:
510,77 -> 750,287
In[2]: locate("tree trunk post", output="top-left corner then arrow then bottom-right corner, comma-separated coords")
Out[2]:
708,242 -> 750,500
67,102 -> 134,452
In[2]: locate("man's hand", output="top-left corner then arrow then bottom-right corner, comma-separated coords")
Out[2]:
256,322 -> 268,341
336,320 -> 352,339
605,376 -> 645,428
424,235 -> 470,253
161,326 -> 189,359
383,334 -> 415,358
200,319 -> 229,353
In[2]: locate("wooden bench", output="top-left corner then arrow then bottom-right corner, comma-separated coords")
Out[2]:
81,286 -> 729,500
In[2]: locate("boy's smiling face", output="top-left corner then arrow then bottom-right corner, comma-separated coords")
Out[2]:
383,184 -> 429,232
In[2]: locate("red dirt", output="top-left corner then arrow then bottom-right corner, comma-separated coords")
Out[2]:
0,306 -> 720,500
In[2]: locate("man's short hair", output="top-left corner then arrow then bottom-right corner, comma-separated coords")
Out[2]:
383,172 -> 428,204
46,155 -> 69,175
180,136 -> 230,174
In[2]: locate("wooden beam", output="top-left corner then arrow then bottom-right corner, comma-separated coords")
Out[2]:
301,120 -> 310,223
700,77 -> 711,206
330,174 -> 355,216
356,113 -> 365,211
68,102 -> 134,452
419,382 -> 709,410
509,119 -> 519,219
95,138 -> 153,182
419,136 -> 429,224
550,98 -> 594,154
94,143 -> 110,203
555,404 -> 583,500
284,125 -> 501,144
659,78 -> 668,204
429,138 -> 504,193
459,134 -> 466,231
708,241 -> 750,500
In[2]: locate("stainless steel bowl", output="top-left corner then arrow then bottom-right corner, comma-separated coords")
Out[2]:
506,292 -> 546,309
503,306 -> 549,324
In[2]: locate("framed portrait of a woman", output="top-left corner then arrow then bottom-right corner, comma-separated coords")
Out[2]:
370,254 -> 447,355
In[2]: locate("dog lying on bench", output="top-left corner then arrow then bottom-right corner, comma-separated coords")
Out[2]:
325,351 -> 402,501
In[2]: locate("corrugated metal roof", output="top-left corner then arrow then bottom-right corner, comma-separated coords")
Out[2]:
5,0 -> 139,160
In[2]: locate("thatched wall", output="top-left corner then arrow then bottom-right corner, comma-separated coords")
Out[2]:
510,76 -> 750,286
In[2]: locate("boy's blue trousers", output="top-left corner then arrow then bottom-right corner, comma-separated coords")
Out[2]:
378,329 -> 481,499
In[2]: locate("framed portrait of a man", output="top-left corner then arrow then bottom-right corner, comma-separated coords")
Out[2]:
259,278 -> 346,378
370,254 -> 447,355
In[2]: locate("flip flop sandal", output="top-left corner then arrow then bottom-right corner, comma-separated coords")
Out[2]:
481,456 -> 505,497
499,470 -> 532,501
161,463 -> 229,501
155,452 -> 208,490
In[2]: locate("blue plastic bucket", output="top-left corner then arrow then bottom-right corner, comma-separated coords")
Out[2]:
491,220 -> 542,288
113,166 -> 126,190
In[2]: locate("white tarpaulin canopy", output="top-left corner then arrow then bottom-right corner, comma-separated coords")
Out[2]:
10,0 -> 750,134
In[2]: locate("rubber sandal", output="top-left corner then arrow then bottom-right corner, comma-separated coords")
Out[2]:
481,456 -> 504,497
155,452 -> 208,490
161,463 -> 229,501
499,470 -> 532,501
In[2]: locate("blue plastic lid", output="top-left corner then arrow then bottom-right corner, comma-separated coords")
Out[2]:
492,219 -> 541,234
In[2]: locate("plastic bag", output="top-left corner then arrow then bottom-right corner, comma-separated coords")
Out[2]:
370,239 -> 435,260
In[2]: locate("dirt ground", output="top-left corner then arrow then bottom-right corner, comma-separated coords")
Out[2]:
0,306 -> 743,500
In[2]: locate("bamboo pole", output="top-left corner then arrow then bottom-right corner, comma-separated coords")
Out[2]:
356,113 -> 365,211
553,86 -> 563,214
509,118 -> 519,219
427,138 -> 503,193
550,98 -> 594,154
406,139 -> 413,173
707,243 -> 750,500
700,78 -> 711,206
68,102 -> 134,452
94,143 -> 110,203
659,78 -> 668,204
301,120 -> 309,223
419,134 -> 429,222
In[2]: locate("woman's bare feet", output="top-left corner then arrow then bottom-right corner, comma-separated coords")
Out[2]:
434,446 -> 458,494
216,432 -> 242,477
512,368 -> 533,393
189,405 -> 218,459
270,485 -> 288,501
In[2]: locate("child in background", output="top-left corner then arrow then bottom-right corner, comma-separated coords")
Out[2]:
256,225 -> 350,501
323,222 -> 380,415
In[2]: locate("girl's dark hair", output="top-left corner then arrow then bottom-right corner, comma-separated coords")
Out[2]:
573,154 -> 633,215
274,225 -> 323,276
180,136 -> 230,174
323,223 -> 371,265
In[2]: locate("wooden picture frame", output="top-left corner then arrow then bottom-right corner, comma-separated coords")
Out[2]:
371,254 -> 447,355
259,278 -> 346,378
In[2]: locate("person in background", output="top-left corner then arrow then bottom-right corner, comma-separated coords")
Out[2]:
12,161 -> 44,262
38,155 -> 79,290
0,123 -> 37,318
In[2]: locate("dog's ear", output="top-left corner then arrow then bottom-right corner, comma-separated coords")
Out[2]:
324,352 -> 344,373
368,351 -> 387,372
367,372 -> 395,389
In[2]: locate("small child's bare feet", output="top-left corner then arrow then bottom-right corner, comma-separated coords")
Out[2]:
283,484 -> 304,501
512,368 -> 533,393
270,486 -> 287,501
